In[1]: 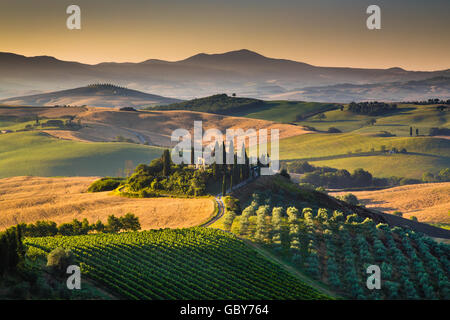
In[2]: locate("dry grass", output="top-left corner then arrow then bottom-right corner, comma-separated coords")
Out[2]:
45,108 -> 311,146
0,176 -> 214,231
331,183 -> 450,224
1,106 -> 312,147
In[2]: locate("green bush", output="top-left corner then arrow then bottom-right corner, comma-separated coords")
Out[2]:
88,177 -> 122,192
47,247 -> 74,275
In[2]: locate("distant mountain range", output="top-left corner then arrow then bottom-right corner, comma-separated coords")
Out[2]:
0,49 -> 449,101
0,84 -> 180,108
269,76 -> 450,102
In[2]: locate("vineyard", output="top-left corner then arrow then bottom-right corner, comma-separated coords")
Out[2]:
220,191 -> 450,299
24,228 -> 330,300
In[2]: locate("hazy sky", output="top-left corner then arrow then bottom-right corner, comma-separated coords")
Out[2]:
0,0 -> 449,70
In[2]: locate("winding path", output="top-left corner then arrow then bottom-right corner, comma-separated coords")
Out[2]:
201,196 -> 225,227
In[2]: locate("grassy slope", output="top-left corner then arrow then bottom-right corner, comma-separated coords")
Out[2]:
297,104 -> 449,136
280,133 -> 449,159
330,182 -> 450,224
278,133 -> 449,178
156,94 -> 338,123
310,154 -> 449,179
240,101 -> 338,122
0,131 -> 163,178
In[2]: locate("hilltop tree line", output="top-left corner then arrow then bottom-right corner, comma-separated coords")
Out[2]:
348,101 -> 397,116
153,94 -> 264,115
93,143 -> 264,197
429,127 -> 450,136
403,98 -> 450,105
15,214 -> 141,238
87,83 -> 127,90
285,160 -> 448,189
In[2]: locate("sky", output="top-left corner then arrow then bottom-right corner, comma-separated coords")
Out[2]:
0,0 -> 449,70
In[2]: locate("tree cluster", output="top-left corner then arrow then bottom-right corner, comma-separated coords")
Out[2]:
16,213 -> 141,237
348,101 -> 397,115
0,226 -> 25,277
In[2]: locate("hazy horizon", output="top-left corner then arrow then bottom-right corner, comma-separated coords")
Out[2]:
2,48 -> 449,72
1,0 -> 449,71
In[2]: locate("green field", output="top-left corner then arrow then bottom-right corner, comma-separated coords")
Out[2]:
277,133 -> 450,178
0,118 -> 73,132
297,104 -> 449,136
309,154 -> 449,179
155,94 -> 338,122
0,131 -> 163,178
240,101 -> 338,123
25,228 -> 330,300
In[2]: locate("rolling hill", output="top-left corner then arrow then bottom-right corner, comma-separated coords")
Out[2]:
0,105 -> 311,147
0,131 -> 163,178
296,103 -> 450,136
1,50 -> 449,100
330,182 -> 450,224
0,84 -> 181,108
278,133 -> 450,179
0,105 -> 312,177
154,93 -> 340,121
272,77 -> 450,102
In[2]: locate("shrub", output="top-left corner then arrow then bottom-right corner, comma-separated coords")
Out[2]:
337,193 -> 359,206
279,169 -> 290,179
88,177 -> 122,192
120,213 -> 141,231
47,248 -> 74,275
393,211 -> 403,217
327,127 -> 342,133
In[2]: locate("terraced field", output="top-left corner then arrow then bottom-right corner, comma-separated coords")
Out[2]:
25,228 -> 330,300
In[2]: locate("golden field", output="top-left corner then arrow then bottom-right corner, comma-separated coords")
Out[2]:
331,182 -> 450,224
0,176 -> 215,230
0,106 -> 311,147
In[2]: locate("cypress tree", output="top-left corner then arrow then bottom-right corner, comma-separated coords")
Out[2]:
0,235 -> 7,275
222,141 -> 226,168
162,149 -> 171,176
230,167 -> 234,190
222,173 -> 227,196
15,225 -> 25,260
244,150 -> 250,179
212,162 -> 218,180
